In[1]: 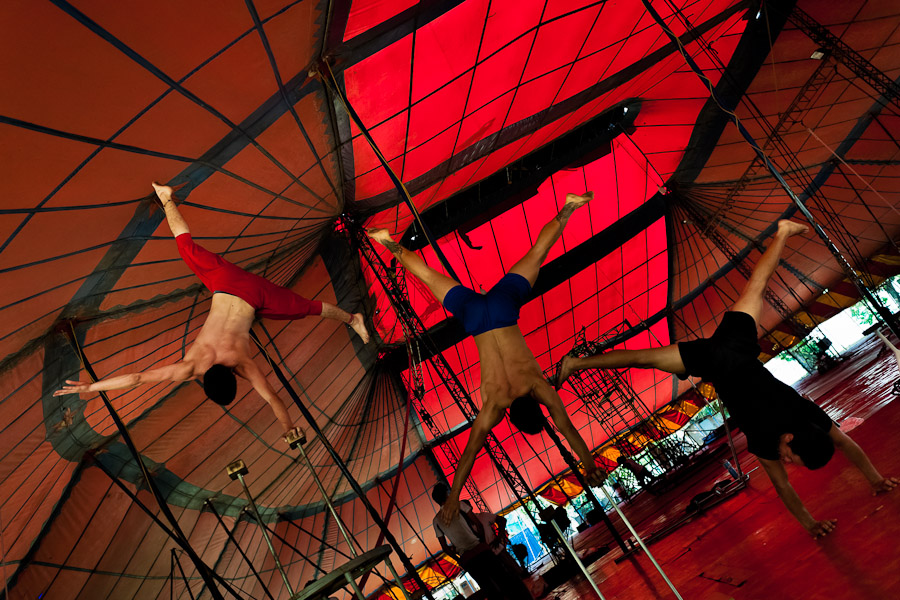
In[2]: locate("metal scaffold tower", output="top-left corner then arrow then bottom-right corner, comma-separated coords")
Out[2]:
564,325 -> 688,473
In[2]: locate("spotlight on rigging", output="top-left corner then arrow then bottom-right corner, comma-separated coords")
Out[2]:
810,48 -> 828,60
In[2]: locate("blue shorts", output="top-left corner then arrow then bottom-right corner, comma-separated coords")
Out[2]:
443,273 -> 531,337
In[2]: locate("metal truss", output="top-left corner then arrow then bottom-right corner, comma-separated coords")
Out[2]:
788,6 -> 900,109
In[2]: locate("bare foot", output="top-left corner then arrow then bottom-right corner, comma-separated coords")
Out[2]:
366,228 -> 404,255
151,182 -> 176,207
366,227 -> 393,244
564,191 -> 593,207
554,353 -> 579,390
349,313 -> 370,344
776,219 -> 808,238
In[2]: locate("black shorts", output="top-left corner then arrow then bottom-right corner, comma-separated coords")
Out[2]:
677,311 -> 761,381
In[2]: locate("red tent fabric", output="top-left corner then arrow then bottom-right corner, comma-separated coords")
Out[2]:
1,1 -> 899,598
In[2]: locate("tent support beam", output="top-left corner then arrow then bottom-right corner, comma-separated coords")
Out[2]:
543,424 -> 683,599
540,426 -> 629,553
172,549 -> 198,600
642,0 -> 900,341
249,327 -> 434,600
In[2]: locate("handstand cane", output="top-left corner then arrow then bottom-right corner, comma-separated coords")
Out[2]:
226,459 -> 295,597
285,429 -> 411,600
250,328 -> 433,600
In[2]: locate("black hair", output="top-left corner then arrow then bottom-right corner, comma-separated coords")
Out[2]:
432,482 -> 450,505
508,395 -> 548,435
787,425 -> 835,470
616,456 -> 627,465
203,364 -> 237,406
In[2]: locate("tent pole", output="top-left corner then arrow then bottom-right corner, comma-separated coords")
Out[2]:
250,328 -> 434,600
172,550 -> 197,600
539,426 -> 630,554
543,424 -> 682,598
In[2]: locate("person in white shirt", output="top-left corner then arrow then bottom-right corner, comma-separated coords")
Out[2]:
432,484 -> 531,599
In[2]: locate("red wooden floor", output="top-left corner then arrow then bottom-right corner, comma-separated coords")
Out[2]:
553,331 -> 900,600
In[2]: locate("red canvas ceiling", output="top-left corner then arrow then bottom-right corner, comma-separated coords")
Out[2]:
1,0 -> 899,598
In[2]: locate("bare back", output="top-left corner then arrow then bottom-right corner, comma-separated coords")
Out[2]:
185,293 -> 257,375
475,325 -> 545,409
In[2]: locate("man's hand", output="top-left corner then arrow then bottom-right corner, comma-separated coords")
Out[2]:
871,476 -> 898,495
282,425 -> 303,445
54,380 -> 92,396
584,465 -> 606,487
805,518 -> 837,538
440,496 -> 460,527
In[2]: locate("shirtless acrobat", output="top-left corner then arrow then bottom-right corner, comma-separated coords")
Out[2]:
55,183 -> 370,443
368,192 -> 604,525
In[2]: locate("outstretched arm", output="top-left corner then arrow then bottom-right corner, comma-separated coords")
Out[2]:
152,182 -> 190,237
829,424 -> 898,494
758,457 -> 836,537
440,403 -> 504,526
54,362 -> 195,396
534,381 -> 604,486
239,362 -> 296,440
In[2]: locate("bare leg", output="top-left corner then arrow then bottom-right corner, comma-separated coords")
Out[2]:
367,228 -> 460,304
509,192 -> 592,286
555,345 -> 685,389
731,219 -> 808,322
152,182 -> 190,237
321,303 -> 370,343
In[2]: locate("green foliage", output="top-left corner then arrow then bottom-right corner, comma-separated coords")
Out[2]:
778,336 -> 822,367
850,302 -> 877,326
